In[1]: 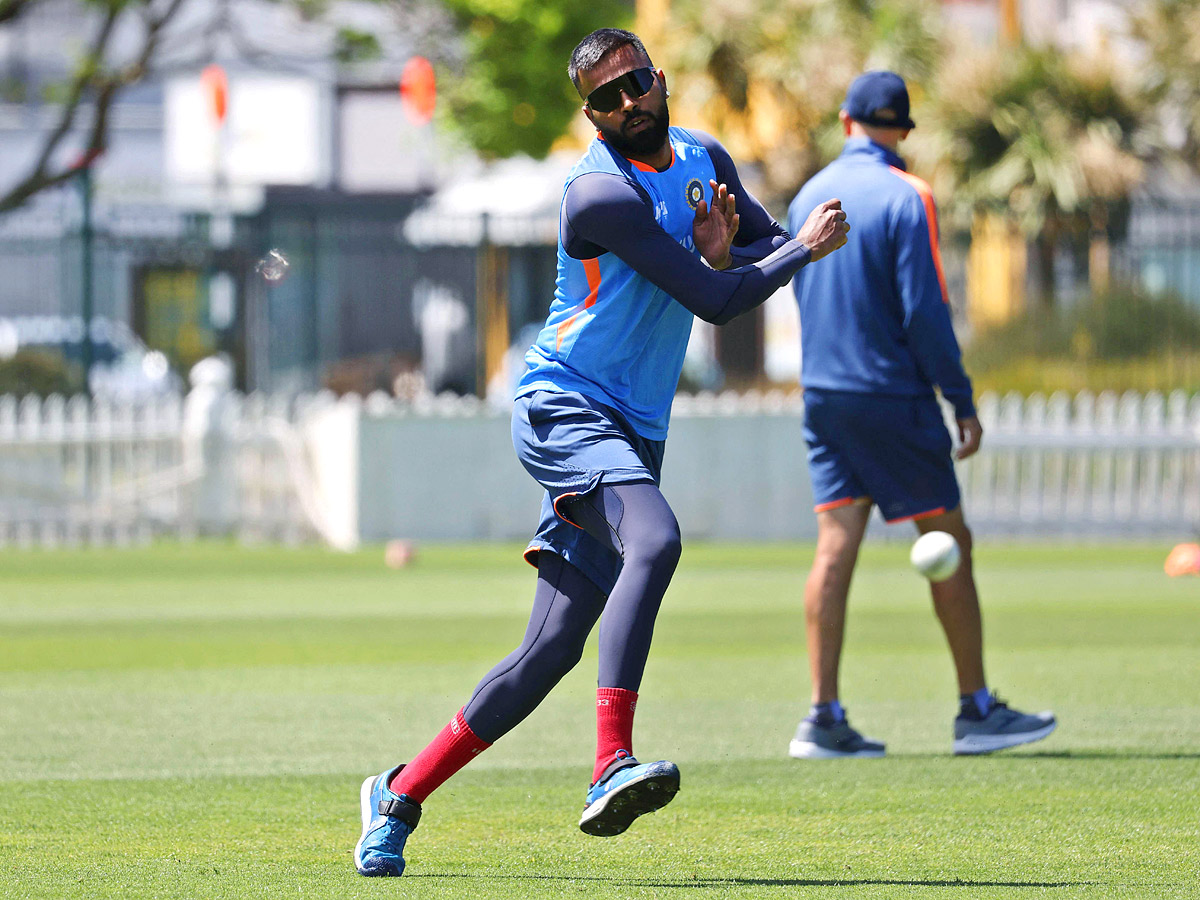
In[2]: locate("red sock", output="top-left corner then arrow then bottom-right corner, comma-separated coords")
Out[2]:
390,709 -> 492,803
593,687 -> 638,784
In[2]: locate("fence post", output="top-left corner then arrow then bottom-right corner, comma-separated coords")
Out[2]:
182,356 -> 237,535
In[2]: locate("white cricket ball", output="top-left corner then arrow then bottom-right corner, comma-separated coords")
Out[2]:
910,531 -> 961,582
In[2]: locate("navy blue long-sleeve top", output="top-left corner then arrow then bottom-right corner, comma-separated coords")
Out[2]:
787,138 -> 976,419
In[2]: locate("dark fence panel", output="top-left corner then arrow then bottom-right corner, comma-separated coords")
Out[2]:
0,191 -> 558,398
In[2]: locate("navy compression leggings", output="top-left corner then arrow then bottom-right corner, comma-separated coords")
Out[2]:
461,482 -> 681,744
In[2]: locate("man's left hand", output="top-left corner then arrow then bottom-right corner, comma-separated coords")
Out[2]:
956,416 -> 983,460
693,179 -> 739,270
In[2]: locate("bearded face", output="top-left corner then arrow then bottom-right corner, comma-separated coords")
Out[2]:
595,93 -> 670,158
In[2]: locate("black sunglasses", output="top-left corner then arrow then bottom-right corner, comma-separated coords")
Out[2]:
585,67 -> 658,113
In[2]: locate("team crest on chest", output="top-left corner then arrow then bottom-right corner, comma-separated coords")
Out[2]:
685,179 -> 704,210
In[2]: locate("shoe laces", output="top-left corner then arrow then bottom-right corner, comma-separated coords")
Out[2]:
806,707 -> 849,727
959,692 -> 1007,721
376,815 -> 412,850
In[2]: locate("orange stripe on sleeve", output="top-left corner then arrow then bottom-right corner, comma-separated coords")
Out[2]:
556,258 -> 603,352
888,167 -> 949,304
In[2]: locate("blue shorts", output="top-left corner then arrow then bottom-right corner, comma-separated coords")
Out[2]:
803,388 -> 960,524
512,390 -> 664,594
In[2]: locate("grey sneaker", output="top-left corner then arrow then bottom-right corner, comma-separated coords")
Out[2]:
788,715 -> 886,759
953,694 -> 1056,755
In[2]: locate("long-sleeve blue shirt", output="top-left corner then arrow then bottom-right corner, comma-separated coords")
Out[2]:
787,138 -> 975,419
517,127 -> 807,439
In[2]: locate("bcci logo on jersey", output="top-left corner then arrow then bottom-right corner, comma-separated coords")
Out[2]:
685,179 -> 704,210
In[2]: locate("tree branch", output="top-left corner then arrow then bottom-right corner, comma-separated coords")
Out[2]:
0,0 -> 190,214
0,0 -> 34,26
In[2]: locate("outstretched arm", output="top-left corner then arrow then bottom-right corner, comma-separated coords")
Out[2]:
690,130 -> 792,265
564,173 -> 846,325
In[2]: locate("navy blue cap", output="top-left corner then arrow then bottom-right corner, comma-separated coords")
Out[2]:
842,71 -> 916,130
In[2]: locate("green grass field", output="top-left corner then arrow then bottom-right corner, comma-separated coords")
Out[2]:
2,541 -> 1197,899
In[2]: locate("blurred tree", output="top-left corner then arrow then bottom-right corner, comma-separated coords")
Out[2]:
654,0 -> 944,211
1131,0 -> 1200,167
436,0 -> 632,159
0,0 -> 188,213
914,45 -> 1154,308
0,0 -> 440,213
0,0 -> 631,209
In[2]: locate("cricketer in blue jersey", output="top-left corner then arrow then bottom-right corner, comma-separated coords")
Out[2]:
784,71 -> 1055,763
353,28 -> 851,876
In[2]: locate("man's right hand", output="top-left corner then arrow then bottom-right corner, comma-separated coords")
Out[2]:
955,415 -> 983,460
797,199 -> 850,261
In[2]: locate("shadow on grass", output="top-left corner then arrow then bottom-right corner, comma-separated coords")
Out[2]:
412,874 -> 1085,889
1013,751 -> 1200,761
898,751 -> 1200,761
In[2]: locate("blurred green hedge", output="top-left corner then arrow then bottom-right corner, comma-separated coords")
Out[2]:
964,285 -> 1200,394
0,350 -> 79,397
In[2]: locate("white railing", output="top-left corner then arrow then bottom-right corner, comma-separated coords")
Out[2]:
0,388 -> 1196,546
962,390 -> 1200,536
0,390 -> 326,547
0,393 -> 187,546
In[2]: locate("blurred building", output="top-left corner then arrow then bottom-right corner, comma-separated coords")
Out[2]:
5,0 -> 1200,399
0,0 -> 561,395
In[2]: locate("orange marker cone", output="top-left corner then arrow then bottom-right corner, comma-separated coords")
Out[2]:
1164,543 -> 1200,577
385,539 -> 417,569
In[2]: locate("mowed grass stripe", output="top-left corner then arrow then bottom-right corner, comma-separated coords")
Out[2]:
2,763 -> 1197,899
1,542 -> 1197,899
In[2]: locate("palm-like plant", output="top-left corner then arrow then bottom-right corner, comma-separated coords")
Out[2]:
911,45 -> 1152,308
1130,0 -> 1200,168
654,0 -> 944,212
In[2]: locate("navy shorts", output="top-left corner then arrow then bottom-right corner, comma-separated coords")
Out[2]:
803,388 -> 960,524
512,390 -> 664,594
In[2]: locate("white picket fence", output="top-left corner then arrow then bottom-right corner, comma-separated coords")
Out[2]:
961,390 -> 1200,536
0,388 -> 1197,547
0,391 -> 326,547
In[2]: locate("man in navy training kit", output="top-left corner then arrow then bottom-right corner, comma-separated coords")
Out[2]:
786,71 -> 1056,760
354,28 -> 850,876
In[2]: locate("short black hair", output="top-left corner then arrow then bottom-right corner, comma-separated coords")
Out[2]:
568,28 -> 651,95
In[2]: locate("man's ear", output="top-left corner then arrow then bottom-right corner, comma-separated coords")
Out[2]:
658,68 -> 668,98
839,109 -> 853,136
583,104 -> 596,127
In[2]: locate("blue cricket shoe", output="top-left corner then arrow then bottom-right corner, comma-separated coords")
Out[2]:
953,694 -> 1056,755
354,764 -> 422,876
578,750 -> 680,837
789,712 -> 887,759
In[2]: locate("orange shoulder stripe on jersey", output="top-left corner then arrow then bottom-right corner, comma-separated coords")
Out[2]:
888,166 -> 949,304
556,257 -> 603,352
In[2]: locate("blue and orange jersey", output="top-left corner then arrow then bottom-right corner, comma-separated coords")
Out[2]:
516,126 -> 796,440
787,138 -> 976,419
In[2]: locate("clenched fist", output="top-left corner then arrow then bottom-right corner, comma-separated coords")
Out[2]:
796,199 -> 850,261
